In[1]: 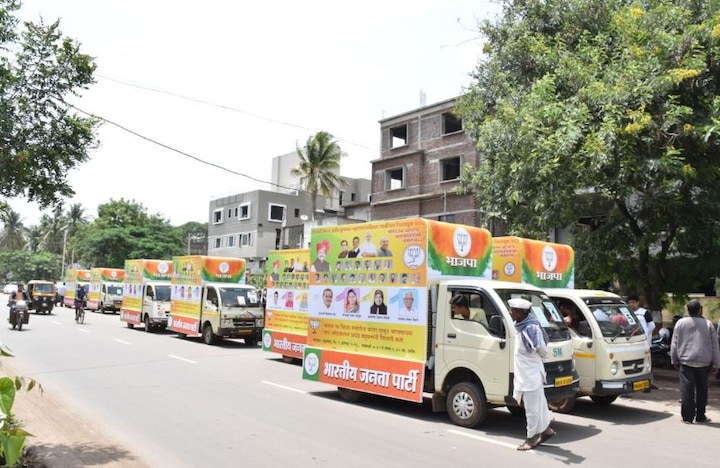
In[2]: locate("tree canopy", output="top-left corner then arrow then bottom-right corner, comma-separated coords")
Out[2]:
456,0 -> 720,308
0,0 -> 99,209
70,199 -> 186,268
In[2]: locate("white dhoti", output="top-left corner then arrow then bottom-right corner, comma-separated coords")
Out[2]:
518,387 -> 551,439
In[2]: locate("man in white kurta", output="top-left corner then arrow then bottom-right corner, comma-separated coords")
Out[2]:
509,298 -> 556,450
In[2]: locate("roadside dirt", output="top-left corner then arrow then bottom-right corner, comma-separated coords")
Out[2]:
2,359 -> 150,468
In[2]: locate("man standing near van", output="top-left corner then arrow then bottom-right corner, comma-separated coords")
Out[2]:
509,298 -> 556,451
670,299 -> 720,424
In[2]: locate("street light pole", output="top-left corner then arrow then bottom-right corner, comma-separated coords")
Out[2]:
61,229 -> 68,279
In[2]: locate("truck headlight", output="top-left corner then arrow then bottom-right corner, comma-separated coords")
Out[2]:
255,318 -> 264,327
610,361 -> 618,375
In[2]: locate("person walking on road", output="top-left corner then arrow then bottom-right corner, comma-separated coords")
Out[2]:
670,299 -> 720,424
509,298 -> 556,450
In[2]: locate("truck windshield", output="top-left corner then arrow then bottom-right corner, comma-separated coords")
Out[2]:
219,287 -> 260,308
154,285 -> 171,302
497,289 -> 571,341
107,285 -> 123,295
583,298 -> 643,339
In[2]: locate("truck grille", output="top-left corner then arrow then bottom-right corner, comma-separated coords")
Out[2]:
622,358 -> 646,375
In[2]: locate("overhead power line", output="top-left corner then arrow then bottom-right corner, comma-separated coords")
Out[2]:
96,74 -> 376,152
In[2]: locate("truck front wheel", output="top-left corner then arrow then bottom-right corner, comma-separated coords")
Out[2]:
202,324 -> 217,345
589,395 -> 617,406
549,396 -> 576,413
337,387 -> 363,403
446,382 -> 488,428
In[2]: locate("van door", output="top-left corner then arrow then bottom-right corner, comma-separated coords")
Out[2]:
438,288 -> 511,400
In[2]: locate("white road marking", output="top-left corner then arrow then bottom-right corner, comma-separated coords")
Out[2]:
168,354 -> 196,364
114,339 -> 132,345
52,321 -> 62,325
447,429 -> 543,455
77,328 -> 90,333
261,380 -> 308,394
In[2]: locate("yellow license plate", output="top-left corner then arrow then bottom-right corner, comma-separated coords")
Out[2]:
633,380 -> 650,391
554,376 -> 573,387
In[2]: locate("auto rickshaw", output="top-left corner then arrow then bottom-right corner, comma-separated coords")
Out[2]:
27,280 -> 56,314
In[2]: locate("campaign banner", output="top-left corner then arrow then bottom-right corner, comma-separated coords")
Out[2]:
303,347 -> 425,402
427,220 -> 492,279
492,237 -> 574,288
264,249 -> 310,355
262,329 -> 306,358
122,260 -> 173,317
173,256 -> 246,285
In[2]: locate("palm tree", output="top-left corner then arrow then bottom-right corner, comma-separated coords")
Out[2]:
66,203 -> 89,237
25,225 -> 44,253
291,131 -> 346,220
0,209 -> 27,250
39,207 -> 68,254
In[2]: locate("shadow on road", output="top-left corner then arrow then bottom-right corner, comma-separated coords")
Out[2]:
32,441 -> 143,467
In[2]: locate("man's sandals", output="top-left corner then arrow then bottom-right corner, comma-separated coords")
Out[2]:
517,428 -> 556,451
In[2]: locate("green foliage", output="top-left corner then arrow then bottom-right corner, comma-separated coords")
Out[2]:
0,0 -> 99,209
0,250 -> 61,283
456,0 -> 720,309
291,131 -> 347,220
0,342 -> 41,468
71,199 -> 187,268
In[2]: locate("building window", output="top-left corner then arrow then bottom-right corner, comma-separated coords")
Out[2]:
227,235 -> 235,247
441,157 -> 461,181
390,124 -> 408,148
268,203 -> 285,222
227,208 -> 232,218
239,203 -> 251,220
240,233 -> 252,246
213,237 -> 221,248
213,209 -> 223,224
385,167 -> 405,190
233,207 -> 238,218
351,192 -> 356,202
339,191 -> 344,206
442,112 -> 463,134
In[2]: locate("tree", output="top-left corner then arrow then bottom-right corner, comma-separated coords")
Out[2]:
0,208 -> 26,250
71,199 -> 186,268
456,0 -> 720,309
0,0 -> 99,209
291,131 -> 346,220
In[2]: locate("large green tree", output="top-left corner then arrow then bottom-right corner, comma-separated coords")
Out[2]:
291,131 -> 346,220
456,0 -> 720,309
0,208 -> 25,250
70,199 -> 186,268
0,0 -> 99,209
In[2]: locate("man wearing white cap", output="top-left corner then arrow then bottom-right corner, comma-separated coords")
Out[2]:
508,297 -> 556,451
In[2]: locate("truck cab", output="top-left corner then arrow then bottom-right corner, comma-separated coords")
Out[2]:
429,280 -> 578,426
545,289 -> 651,410
198,284 -> 263,345
99,282 -> 124,314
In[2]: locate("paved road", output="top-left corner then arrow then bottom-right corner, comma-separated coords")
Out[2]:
1,295 -> 719,467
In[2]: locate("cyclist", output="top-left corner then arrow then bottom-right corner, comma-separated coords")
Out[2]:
74,284 -> 88,322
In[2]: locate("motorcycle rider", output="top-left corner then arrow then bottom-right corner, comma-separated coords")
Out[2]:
74,284 -> 88,321
8,283 -> 30,321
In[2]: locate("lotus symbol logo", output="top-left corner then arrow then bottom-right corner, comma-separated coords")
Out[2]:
453,228 -> 472,257
219,262 -> 230,274
403,245 -> 425,270
158,262 -> 169,274
110,271 -> 117,278
542,246 -> 558,271
309,319 -> 320,334
262,332 -> 272,349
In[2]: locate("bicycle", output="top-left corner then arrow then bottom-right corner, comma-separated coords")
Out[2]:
75,300 -> 86,324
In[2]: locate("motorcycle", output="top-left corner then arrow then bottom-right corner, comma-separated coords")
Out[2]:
650,335 -> 671,369
9,299 -> 30,331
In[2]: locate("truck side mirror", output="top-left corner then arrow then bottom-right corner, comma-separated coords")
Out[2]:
489,315 -> 505,337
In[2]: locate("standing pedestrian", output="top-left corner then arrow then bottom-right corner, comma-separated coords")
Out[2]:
509,298 -> 556,450
670,299 -> 720,424
628,294 -> 657,391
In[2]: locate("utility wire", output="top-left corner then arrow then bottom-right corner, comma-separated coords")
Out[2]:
96,74 -> 376,152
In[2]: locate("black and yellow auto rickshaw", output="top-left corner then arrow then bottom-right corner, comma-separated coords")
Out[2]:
27,280 -> 56,314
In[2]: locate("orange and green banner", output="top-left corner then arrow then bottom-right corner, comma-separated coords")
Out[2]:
492,237 -> 574,288
63,269 -> 91,307
264,249 -> 310,356
302,347 -> 425,402
88,268 -> 124,309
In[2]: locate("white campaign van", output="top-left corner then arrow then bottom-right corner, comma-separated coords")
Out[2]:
301,219 -> 578,428
87,268 -> 125,314
491,236 -> 651,411
545,289 -> 651,409
121,259 -> 173,332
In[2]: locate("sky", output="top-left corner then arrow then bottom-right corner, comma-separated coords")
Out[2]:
9,0 -> 502,227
